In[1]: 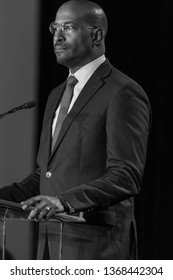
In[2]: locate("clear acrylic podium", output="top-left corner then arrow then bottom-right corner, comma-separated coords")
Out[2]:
0,199 -> 85,260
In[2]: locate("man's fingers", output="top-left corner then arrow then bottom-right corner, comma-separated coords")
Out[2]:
36,205 -> 53,221
20,195 -> 65,221
28,200 -> 47,220
21,195 -> 43,209
44,207 -> 56,221
34,205 -> 56,221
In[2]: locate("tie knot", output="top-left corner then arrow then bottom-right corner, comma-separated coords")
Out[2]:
66,75 -> 78,87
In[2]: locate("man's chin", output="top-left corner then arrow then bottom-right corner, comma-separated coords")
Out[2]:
55,54 -> 71,67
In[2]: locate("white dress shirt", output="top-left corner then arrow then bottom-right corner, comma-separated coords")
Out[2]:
52,55 -> 106,136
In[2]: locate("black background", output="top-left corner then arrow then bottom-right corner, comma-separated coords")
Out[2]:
37,0 -> 173,259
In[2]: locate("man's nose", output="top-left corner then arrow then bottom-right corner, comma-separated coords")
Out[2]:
54,29 -> 65,44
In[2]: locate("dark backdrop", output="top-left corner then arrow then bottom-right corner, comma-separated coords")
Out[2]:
37,0 -> 173,259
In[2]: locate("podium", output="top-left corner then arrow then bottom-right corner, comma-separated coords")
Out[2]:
0,199 -> 38,259
0,199 -> 85,260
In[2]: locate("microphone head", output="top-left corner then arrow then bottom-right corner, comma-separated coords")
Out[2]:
24,101 -> 37,109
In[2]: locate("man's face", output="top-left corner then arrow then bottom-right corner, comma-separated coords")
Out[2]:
52,5 -> 94,70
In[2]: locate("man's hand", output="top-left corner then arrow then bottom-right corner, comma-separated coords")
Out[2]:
21,195 -> 65,221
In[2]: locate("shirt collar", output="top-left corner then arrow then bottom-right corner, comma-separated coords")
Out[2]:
69,55 -> 106,89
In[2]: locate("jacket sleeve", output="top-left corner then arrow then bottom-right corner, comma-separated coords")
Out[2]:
59,83 -> 151,212
0,169 -> 40,203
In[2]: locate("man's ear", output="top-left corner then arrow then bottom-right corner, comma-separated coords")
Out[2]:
92,28 -> 104,46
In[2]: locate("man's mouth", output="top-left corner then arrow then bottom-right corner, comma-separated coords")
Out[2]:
54,47 -> 69,53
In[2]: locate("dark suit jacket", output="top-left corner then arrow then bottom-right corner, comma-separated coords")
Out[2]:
0,60 -> 151,259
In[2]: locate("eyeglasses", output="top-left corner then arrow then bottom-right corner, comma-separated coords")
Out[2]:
49,21 -> 96,36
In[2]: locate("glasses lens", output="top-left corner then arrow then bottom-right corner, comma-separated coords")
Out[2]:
49,22 -> 76,35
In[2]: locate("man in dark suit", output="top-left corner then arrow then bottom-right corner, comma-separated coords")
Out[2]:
0,0 -> 151,259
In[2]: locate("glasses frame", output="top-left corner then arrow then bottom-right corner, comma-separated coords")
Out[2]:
49,21 -> 98,35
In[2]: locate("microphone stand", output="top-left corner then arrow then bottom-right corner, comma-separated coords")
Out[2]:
0,101 -> 36,120
0,112 -> 10,120
0,108 -> 22,120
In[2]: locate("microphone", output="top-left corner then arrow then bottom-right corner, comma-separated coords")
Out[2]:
0,101 -> 37,120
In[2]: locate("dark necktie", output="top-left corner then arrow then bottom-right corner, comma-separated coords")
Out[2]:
51,75 -> 78,151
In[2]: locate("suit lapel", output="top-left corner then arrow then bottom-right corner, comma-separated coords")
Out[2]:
41,82 -> 66,161
49,60 -> 113,160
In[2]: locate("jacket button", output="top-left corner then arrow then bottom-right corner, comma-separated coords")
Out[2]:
46,171 -> 52,178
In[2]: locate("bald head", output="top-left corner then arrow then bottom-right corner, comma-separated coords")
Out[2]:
58,0 -> 108,37
53,0 -> 108,72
